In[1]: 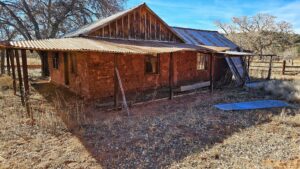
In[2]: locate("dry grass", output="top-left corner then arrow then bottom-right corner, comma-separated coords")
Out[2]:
0,77 -> 101,169
248,80 -> 300,103
0,75 -> 300,168
27,57 -> 41,65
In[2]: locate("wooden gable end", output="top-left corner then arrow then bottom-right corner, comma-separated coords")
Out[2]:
88,5 -> 183,43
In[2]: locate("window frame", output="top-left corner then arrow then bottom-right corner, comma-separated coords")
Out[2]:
52,52 -> 59,69
196,53 -> 209,71
144,55 -> 160,75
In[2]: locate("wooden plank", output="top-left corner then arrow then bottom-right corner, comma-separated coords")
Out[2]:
134,11 -> 136,39
169,53 -> 174,99
282,60 -> 286,75
154,18 -> 157,40
116,19 -> 118,37
6,49 -> 11,76
15,50 -> 25,106
21,50 -> 31,118
0,50 -> 5,74
144,12 -> 147,40
109,23 -> 111,38
9,49 -> 17,95
121,17 -> 124,39
267,55 -> 273,80
128,13 -> 130,39
115,67 -> 130,116
149,14 -> 152,40
180,81 -> 211,92
114,55 -> 120,108
210,54 -> 214,93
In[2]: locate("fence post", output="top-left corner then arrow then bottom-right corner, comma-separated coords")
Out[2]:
267,55 -> 273,80
282,60 -> 286,75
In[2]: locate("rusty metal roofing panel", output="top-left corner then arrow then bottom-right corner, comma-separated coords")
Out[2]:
8,37 -> 212,54
172,27 -> 239,50
199,45 -> 229,52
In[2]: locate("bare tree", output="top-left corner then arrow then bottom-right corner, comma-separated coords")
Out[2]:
215,13 -> 295,57
0,0 -> 127,76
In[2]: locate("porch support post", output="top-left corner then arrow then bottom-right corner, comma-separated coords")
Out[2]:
9,49 -> 17,95
169,52 -> 174,100
6,49 -> 11,76
210,53 -> 214,93
15,50 -> 25,106
21,50 -> 31,118
1,49 -> 5,74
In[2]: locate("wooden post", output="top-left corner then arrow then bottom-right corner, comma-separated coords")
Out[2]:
6,49 -> 11,76
210,54 -> 214,93
15,50 -> 25,106
21,50 -> 31,118
9,49 -> 17,95
114,55 -> 120,108
169,53 -> 174,99
247,56 -> 250,72
282,60 -> 286,75
267,55 -> 273,80
1,50 -> 5,74
115,67 -> 130,116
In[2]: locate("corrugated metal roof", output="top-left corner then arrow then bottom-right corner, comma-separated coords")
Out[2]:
199,45 -> 229,52
7,37 -> 212,54
218,51 -> 255,56
172,27 -> 239,50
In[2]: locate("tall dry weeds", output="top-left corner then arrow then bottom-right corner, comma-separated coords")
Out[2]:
253,80 -> 300,102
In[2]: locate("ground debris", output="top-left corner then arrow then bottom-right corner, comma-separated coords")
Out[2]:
1,76 -> 300,168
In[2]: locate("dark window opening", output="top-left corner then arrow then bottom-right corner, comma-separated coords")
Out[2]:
197,53 -> 209,70
70,54 -> 77,74
53,52 -> 59,69
145,55 -> 159,74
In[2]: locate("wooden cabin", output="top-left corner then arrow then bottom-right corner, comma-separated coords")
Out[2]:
1,3 -> 251,102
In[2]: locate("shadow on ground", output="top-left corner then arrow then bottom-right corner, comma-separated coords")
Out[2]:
32,82 -> 293,169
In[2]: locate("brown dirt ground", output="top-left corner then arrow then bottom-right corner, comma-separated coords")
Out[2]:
0,74 -> 300,169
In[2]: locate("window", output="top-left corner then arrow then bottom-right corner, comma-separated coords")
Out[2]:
197,53 -> 209,70
53,52 -> 59,69
145,55 -> 159,74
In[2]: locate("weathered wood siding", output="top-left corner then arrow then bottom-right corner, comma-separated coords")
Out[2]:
89,5 -> 183,43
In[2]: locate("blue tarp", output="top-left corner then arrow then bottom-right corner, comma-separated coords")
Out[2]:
214,100 -> 290,111
245,82 -> 266,88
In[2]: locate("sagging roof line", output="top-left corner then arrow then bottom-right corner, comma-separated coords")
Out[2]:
6,37 -> 214,54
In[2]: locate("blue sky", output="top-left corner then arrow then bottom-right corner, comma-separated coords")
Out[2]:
126,0 -> 300,33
